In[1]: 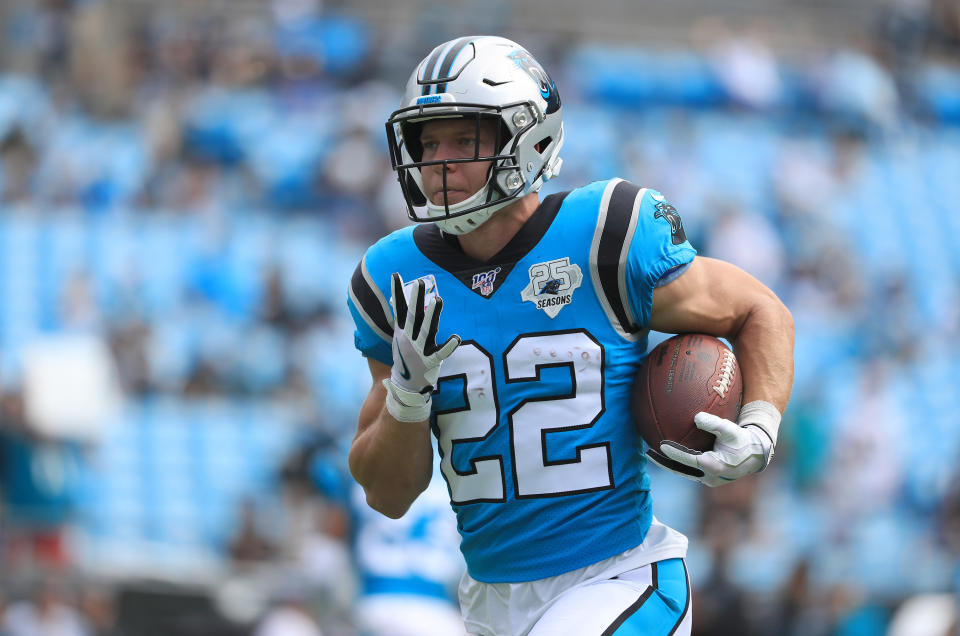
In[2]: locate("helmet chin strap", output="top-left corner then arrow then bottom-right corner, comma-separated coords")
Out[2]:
426,184 -> 514,235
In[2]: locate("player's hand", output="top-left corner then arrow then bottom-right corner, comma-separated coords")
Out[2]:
384,272 -> 461,422
652,401 -> 781,487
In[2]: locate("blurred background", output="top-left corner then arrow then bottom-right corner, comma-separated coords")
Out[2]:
0,0 -> 958,634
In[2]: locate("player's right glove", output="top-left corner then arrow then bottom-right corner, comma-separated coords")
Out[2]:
383,272 -> 461,422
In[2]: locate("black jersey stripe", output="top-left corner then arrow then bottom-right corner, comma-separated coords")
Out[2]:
435,37 -> 472,94
349,256 -> 393,343
596,180 -> 641,331
590,179 -> 646,340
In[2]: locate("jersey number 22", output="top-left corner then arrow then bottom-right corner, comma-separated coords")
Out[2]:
434,329 -> 614,504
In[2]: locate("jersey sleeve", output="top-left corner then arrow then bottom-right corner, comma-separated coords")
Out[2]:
347,251 -> 394,365
624,188 -> 696,329
587,179 -> 696,340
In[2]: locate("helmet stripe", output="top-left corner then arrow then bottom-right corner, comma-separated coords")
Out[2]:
435,37 -> 472,94
419,44 -> 446,95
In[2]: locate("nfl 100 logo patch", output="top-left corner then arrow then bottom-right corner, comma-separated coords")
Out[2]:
471,267 -> 502,296
520,257 -> 583,318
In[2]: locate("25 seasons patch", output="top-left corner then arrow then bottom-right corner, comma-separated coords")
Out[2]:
520,257 -> 583,318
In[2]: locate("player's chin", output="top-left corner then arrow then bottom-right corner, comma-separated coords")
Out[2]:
431,190 -> 468,206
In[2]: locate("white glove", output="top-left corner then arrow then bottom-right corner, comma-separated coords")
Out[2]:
649,400 -> 781,487
383,272 -> 461,422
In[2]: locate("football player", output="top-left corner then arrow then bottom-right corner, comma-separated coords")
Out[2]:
347,36 -> 794,636
351,452 -> 468,636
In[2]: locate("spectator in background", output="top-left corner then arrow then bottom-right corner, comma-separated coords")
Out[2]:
767,559 -> 832,636
76,584 -> 118,636
1,577 -> 90,636
0,390 -> 78,574
817,42 -> 901,134
351,456 -> 467,636
691,480 -> 763,636
702,18 -> 784,110
274,437 -> 356,629
771,137 -> 841,236
874,0 -> 931,110
253,585 -> 324,636
703,202 -> 787,291
0,128 -> 37,204
291,498 -> 355,627
822,362 -> 905,524
105,318 -> 152,397
227,498 -> 277,568
690,544 -> 751,636
931,0 -> 960,51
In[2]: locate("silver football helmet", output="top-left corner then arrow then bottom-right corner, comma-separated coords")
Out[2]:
385,36 -> 564,235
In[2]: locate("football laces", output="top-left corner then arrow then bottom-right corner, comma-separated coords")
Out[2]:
713,350 -> 736,398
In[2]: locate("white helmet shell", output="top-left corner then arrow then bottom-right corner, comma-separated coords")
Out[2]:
385,36 -> 564,234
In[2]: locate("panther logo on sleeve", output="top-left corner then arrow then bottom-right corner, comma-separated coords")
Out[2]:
654,201 -> 687,245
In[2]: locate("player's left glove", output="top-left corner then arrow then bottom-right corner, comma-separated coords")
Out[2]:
654,400 -> 781,487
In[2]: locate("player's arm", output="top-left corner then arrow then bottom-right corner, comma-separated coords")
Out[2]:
349,273 -> 460,517
649,256 -> 794,411
648,256 -> 794,486
349,358 -> 434,519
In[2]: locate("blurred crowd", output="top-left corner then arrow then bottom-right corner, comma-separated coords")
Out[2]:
0,0 -> 959,634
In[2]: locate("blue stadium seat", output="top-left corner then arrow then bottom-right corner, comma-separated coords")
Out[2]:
242,111 -> 331,209
135,219 -> 193,315
273,14 -> 371,77
567,46 -> 725,108
691,113 -> 778,211
553,106 -> 622,186
183,88 -> 273,165
77,398 -> 304,557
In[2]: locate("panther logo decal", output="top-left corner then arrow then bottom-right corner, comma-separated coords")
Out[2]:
507,50 -> 561,114
654,201 -> 687,245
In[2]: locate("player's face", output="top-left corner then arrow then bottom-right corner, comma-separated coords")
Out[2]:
419,118 -> 498,205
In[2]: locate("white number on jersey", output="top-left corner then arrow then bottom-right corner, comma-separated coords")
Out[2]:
435,342 -> 506,503
435,330 -> 611,504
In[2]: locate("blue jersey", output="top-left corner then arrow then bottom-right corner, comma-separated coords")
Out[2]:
352,465 -> 464,602
348,179 -> 696,583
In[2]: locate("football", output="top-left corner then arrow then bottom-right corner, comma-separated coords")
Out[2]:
632,333 -> 743,452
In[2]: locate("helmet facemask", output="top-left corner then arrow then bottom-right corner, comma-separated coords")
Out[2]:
385,36 -> 564,235
386,102 -> 542,234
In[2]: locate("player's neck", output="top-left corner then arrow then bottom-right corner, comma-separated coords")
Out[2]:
455,193 -> 541,262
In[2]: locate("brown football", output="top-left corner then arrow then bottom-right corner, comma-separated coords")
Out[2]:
633,333 -> 743,452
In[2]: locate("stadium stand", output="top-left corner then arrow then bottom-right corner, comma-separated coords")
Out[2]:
0,0 -> 958,633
